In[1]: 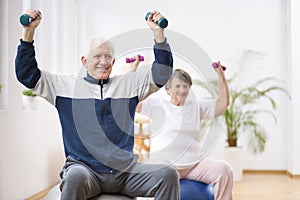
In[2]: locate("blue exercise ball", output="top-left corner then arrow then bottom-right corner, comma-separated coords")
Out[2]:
180,179 -> 214,200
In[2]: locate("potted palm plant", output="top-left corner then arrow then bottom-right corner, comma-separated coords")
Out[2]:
195,74 -> 290,181
22,89 -> 39,111
0,83 -> 2,93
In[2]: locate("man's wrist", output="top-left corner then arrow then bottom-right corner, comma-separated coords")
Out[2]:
153,30 -> 165,43
23,29 -> 35,42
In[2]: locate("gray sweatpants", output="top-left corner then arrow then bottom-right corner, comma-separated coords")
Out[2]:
59,156 -> 179,200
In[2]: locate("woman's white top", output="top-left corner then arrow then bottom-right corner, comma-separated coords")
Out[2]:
140,96 -> 216,168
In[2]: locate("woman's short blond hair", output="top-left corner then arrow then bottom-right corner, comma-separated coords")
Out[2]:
165,69 -> 192,90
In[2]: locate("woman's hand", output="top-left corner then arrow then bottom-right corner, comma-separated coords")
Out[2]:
127,54 -> 142,73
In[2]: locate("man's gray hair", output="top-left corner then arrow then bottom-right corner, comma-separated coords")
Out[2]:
81,35 -> 115,57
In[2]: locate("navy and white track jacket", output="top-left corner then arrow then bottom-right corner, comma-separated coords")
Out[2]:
15,39 -> 173,173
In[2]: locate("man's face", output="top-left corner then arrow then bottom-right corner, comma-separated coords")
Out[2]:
82,42 -> 115,80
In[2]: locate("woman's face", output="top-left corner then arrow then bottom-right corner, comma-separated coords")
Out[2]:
167,78 -> 190,106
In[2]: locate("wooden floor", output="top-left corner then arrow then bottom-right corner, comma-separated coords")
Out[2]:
233,172 -> 300,200
28,172 -> 300,200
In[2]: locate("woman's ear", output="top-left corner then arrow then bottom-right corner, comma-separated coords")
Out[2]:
166,88 -> 170,95
81,56 -> 87,68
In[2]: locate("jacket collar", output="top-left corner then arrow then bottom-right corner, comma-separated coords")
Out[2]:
84,72 -> 110,85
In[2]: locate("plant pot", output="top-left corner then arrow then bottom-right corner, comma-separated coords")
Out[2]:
224,146 -> 243,182
22,95 -> 40,111
227,138 -> 237,147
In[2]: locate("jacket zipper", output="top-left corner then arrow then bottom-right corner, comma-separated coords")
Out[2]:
99,79 -> 112,172
100,79 -> 103,100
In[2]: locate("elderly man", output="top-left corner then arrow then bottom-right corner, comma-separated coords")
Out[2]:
15,10 -> 178,200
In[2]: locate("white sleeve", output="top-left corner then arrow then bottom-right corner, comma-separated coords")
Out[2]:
198,99 -> 216,120
140,96 -> 161,117
31,70 -> 74,105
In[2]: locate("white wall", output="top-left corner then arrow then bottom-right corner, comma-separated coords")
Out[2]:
0,0 -> 299,199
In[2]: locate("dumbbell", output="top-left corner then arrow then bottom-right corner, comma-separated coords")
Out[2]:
19,11 -> 42,26
126,56 -> 144,63
212,62 -> 226,71
145,12 -> 168,28
20,14 -> 32,26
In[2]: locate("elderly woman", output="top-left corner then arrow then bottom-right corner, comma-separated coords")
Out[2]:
135,60 -> 233,200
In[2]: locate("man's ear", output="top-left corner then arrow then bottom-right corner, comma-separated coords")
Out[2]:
81,56 -> 87,68
112,58 -> 116,66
